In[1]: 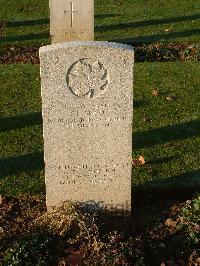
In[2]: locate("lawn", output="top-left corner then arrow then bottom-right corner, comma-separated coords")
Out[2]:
0,65 -> 43,195
0,0 -> 199,46
0,62 -> 200,196
133,61 -> 200,191
0,0 -> 200,195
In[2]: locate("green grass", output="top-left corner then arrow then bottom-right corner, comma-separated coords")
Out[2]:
0,65 -> 44,195
0,62 -> 200,196
0,0 -> 199,46
0,0 -> 199,196
0,0 -> 49,46
95,0 -> 200,44
133,61 -> 200,190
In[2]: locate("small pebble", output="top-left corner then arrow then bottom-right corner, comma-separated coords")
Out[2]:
159,242 -> 166,248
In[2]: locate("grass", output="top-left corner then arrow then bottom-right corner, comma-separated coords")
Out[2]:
133,61 -> 200,190
0,0 -> 199,197
95,0 -> 200,44
0,62 -> 200,196
0,0 -> 200,46
0,0 -> 49,45
0,64 -> 44,195
0,1 -> 199,264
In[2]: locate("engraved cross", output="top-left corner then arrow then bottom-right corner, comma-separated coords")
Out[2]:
64,2 -> 79,27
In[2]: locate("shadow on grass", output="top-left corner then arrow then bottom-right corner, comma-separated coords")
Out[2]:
95,13 -> 121,19
133,170 -> 200,193
96,13 -> 200,32
0,32 -> 49,43
111,28 -> 200,44
0,112 -> 42,133
6,18 -> 49,27
133,99 -> 149,108
134,119 -> 200,149
5,14 -> 120,27
147,155 -> 177,165
0,152 -> 44,178
132,169 -> 200,230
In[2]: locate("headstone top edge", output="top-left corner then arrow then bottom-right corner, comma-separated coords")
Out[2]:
39,41 -> 134,55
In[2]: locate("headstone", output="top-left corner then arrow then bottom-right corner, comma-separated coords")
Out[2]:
40,41 -> 134,214
49,0 -> 94,43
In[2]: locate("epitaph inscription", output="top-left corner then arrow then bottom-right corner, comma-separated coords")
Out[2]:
67,58 -> 109,98
40,42 -> 134,214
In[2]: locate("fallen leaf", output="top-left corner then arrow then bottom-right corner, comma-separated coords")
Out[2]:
132,156 -> 145,166
151,89 -> 159,97
165,218 -> 177,228
139,155 -> 145,165
166,96 -> 176,101
143,117 -> 151,123
0,195 -> 5,205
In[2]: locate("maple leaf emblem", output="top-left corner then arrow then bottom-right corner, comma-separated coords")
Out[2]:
67,58 -> 109,98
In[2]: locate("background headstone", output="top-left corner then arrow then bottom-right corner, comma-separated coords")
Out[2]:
50,0 -> 94,43
40,42 -> 134,214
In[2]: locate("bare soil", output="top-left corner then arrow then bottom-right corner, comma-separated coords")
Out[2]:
0,43 -> 199,64
0,189 -> 199,265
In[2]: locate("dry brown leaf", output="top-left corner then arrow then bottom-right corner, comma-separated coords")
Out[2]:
0,195 -> 5,205
165,218 -> 177,228
139,155 -> 145,165
165,28 -> 172,32
151,89 -> 159,97
166,96 -> 176,101
132,156 -> 145,166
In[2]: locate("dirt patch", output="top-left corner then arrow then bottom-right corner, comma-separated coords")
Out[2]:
0,43 -> 199,64
135,42 -> 200,62
0,44 -> 40,64
0,189 -> 199,265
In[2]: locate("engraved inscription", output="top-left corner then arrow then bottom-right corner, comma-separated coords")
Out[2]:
47,163 -> 131,185
47,116 -> 127,129
66,58 -> 109,98
45,101 -> 131,129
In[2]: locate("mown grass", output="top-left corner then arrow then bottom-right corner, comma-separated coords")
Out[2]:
0,62 -> 200,196
0,0 -> 49,46
133,61 -> 200,191
95,0 -> 200,44
0,64 -> 44,195
0,0 -> 199,46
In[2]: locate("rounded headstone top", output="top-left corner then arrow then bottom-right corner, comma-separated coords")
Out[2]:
39,41 -> 134,54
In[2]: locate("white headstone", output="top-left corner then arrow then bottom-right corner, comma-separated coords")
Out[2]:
50,0 -> 94,43
40,41 -> 134,214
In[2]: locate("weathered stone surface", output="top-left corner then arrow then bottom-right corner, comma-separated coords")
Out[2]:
50,0 -> 94,43
40,41 -> 134,214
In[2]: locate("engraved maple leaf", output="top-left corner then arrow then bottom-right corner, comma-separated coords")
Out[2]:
68,59 -> 108,98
